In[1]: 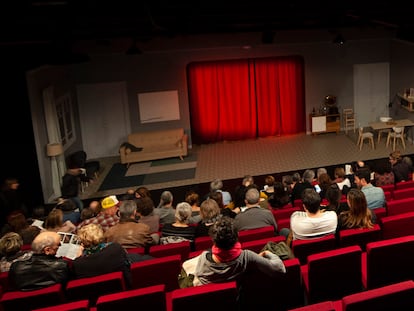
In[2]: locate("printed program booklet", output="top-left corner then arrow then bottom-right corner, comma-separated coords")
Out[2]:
56,232 -> 82,260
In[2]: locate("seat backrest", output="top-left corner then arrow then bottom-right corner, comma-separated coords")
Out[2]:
288,300 -> 336,311
167,281 -> 238,311
194,236 -> 213,251
380,184 -> 395,196
305,245 -> 362,303
149,240 -> 191,262
372,207 -> 387,223
392,188 -> 414,200
240,257 -> 304,310
271,207 -> 301,222
130,254 -> 181,292
338,224 -> 382,251
31,300 -> 90,311
241,235 -> 286,253
65,271 -> 126,307
342,280 -> 414,311
386,197 -> 414,216
395,180 -> 414,190
0,284 -> 65,311
380,211 -> 414,240
95,284 -> 166,311
365,235 -> 414,289
237,226 -> 275,243
291,234 -> 337,265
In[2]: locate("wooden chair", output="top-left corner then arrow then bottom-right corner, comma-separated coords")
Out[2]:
343,108 -> 356,134
357,127 -> 374,150
386,126 -> 406,150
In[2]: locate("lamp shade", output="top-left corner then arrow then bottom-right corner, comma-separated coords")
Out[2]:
46,143 -> 63,157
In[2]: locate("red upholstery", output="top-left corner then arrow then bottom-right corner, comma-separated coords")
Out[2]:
383,191 -> 393,202
32,300 -> 90,311
380,184 -> 395,194
194,236 -> 212,251
149,241 -> 191,261
95,284 -> 166,311
392,187 -> 414,200
386,197 -> 414,216
291,234 -> 337,265
271,207 -> 301,222
341,280 -> 414,310
166,281 -> 238,311
338,224 -> 382,251
288,300 -> 336,311
380,211 -> 414,239
65,271 -> 126,307
301,245 -> 363,304
241,235 -> 285,253
0,271 -> 10,293
372,207 -> 387,223
240,258 -> 304,310
395,180 -> 414,190
276,218 -> 291,230
130,254 -> 181,291
363,235 -> 414,289
238,226 -> 275,243
126,247 -> 145,255
0,284 -> 65,311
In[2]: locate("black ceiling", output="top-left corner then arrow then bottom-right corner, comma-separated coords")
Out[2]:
1,1 -> 412,46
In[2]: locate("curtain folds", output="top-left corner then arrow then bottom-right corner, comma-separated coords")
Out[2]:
188,56 -> 305,144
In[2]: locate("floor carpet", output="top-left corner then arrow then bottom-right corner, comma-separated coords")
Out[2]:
98,154 -> 197,191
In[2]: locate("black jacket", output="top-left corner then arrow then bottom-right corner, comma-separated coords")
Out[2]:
8,253 -> 70,291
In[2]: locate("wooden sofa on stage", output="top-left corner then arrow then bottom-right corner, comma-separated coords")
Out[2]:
119,128 -> 188,167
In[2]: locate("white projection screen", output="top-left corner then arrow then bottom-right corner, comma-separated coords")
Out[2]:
138,90 -> 180,123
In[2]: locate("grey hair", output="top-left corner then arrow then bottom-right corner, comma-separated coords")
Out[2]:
175,202 -> 193,223
32,234 -> 56,254
316,167 -> 327,178
302,169 -> 315,183
119,200 -> 137,220
245,188 -> 260,205
157,191 -> 173,208
210,179 -> 223,191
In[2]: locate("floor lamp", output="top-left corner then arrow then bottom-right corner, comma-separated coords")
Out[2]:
47,143 -> 64,187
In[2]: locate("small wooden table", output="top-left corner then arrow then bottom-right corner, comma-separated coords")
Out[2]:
368,119 -> 414,144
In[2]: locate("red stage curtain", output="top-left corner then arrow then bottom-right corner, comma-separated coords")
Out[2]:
188,56 -> 305,144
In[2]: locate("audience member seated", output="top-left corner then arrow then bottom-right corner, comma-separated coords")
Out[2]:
44,208 -> 76,233
261,175 -> 276,199
160,202 -> 196,246
185,190 -> 201,217
8,231 -> 70,291
195,199 -> 221,237
104,200 -> 158,248
154,191 -> 176,225
1,211 -> 41,245
389,150 -> 411,183
286,188 -> 337,246
373,158 -> 395,186
76,195 -> 120,232
267,181 -> 290,209
323,183 -> 348,214
233,175 -> 255,209
55,198 -> 81,224
291,170 -> 315,203
234,188 -> 278,234
134,186 -> 152,199
61,167 -> 86,211
209,178 -> 232,206
185,216 -> 285,286
0,232 -> 32,272
72,223 -> 132,288
210,190 -> 239,218
333,167 -> 352,193
337,189 -> 375,234
317,173 -> 332,200
354,169 -> 385,210
402,156 -> 414,179
136,197 -> 160,233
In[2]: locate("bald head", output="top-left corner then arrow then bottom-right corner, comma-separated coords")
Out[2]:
32,231 -> 61,255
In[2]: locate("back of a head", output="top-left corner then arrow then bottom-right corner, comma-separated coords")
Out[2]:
200,198 -> 221,221
334,167 -> 346,179
175,202 -> 193,224
7,212 -> 28,232
185,191 -> 200,206
210,179 -> 223,192
135,186 -> 151,199
158,191 -> 173,207
210,216 -> 238,250
325,184 -> 341,205
355,168 -> 372,184
302,169 -> 315,183
245,187 -> 260,205
390,150 -> 401,161
242,175 -> 254,187
56,199 -> 77,212
119,200 -> 137,220
302,188 -> 321,214
209,190 -> 224,208
265,175 -> 275,187
136,197 -> 155,216
77,223 -> 104,248
44,208 -> 63,229
0,232 -> 23,256
32,231 -> 60,254
317,167 -> 327,178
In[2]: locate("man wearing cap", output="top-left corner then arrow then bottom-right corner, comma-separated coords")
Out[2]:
76,195 -> 120,232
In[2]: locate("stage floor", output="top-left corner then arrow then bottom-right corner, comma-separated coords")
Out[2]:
80,131 -> 414,201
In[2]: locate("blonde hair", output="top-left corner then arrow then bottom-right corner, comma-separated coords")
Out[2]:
77,224 -> 104,248
0,232 -> 23,256
44,208 -> 63,230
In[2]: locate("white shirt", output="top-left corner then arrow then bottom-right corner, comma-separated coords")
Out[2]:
290,210 -> 338,240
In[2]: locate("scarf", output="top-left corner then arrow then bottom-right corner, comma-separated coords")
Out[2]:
212,242 -> 242,262
83,242 -> 111,256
